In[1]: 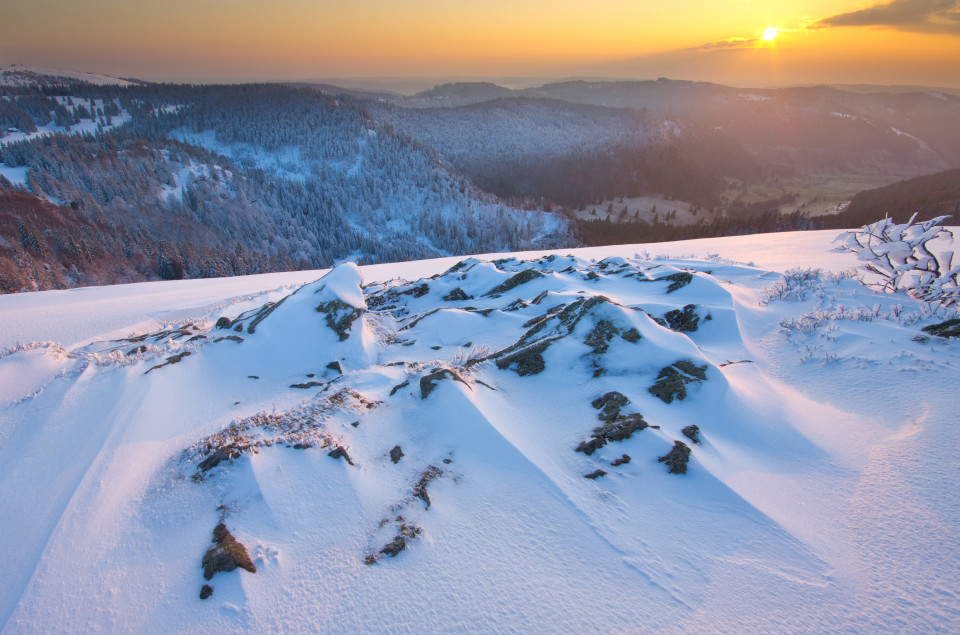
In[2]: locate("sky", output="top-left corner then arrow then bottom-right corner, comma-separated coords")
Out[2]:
1,0 -> 959,88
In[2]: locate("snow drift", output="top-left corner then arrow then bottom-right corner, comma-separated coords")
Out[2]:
1,233 -> 959,633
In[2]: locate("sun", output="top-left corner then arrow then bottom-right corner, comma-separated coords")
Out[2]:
762,26 -> 779,41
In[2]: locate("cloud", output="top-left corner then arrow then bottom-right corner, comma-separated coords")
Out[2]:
817,0 -> 960,35
685,37 -> 760,52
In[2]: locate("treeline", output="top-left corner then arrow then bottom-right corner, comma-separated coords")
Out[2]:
574,208 -> 821,246
0,188 -> 304,293
819,167 -> 960,228
0,82 -> 572,292
0,85 -> 123,132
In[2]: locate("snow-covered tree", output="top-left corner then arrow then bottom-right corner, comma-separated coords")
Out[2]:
833,214 -> 959,307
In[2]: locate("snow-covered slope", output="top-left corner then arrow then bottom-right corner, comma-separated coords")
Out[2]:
1,231 -> 958,633
0,65 -> 136,87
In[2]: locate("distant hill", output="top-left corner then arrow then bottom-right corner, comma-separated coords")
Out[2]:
0,65 -> 140,87
829,168 -> 960,226
402,82 -> 514,108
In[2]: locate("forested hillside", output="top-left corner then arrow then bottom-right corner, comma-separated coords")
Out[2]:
374,97 -> 761,209
0,83 -> 571,292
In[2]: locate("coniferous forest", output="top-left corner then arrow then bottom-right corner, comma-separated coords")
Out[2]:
2,78 -> 959,293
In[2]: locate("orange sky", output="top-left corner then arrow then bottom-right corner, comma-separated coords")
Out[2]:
2,0 -> 959,88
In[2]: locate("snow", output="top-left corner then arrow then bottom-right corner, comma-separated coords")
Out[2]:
738,93 -> 771,102
170,130 -> 310,183
1,230 -> 959,633
0,164 -> 28,187
0,97 -> 132,147
0,64 -> 135,87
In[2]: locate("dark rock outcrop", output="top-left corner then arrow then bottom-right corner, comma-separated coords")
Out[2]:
483,268 -> 543,296
658,441 -> 692,474
315,299 -> 363,341
663,304 -> 701,332
443,287 -> 470,302
681,425 -> 701,444
420,368 -> 468,398
328,446 -> 355,465
591,391 -> 630,422
202,523 -> 256,581
922,318 -> 960,338
649,361 -> 708,403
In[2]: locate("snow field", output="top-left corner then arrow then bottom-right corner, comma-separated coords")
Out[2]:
0,231 -> 958,632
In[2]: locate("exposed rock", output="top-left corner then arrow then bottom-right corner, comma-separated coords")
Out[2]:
612,454 -> 631,466
661,272 -> 693,293
584,469 -> 607,479
663,304 -> 701,332
315,299 -> 363,341
373,522 -> 424,562
215,316 -> 232,329
199,584 -> 213,600
649,361 -> 708,403
493,338 -> 556,376
681,425 -> 701,444
658,441 -> 692,474
326,360 -> 342,373
328,446 -> 355,465
380,537 -> 407,557
584,319 -> 620,355
390,446 -> 404,464
245,298 -> 287,334
621,328 -> 642,343
922,318 -> 960,338
413,466 -> 442,509
575,437 -> 606,456
290,381 -> 324,389
420,368 -> 468,398
202,523 -> 257,581
591,391 -> 630,422
401,283 -> 430,298
483,268 -> 543,296
594,413 -> 648,442
577,412 -> 648,455
197,447 -> 240,472
292,443 -> 312,450
674,360 -> 707,380
531,290 -> 549,304
389,380 -> 410,396
126,345 -> 146,356
443,287 -> 470,302
144,351 -> 192,374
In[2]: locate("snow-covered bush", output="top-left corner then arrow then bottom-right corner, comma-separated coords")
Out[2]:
760,268 -> 858,305
833,214 -> 959,307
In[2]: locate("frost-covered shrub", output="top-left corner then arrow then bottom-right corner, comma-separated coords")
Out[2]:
760,268 -> 823,304
832,214 -> 959,307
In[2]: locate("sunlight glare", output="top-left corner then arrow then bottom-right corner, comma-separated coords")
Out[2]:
762,26 -> 778,41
